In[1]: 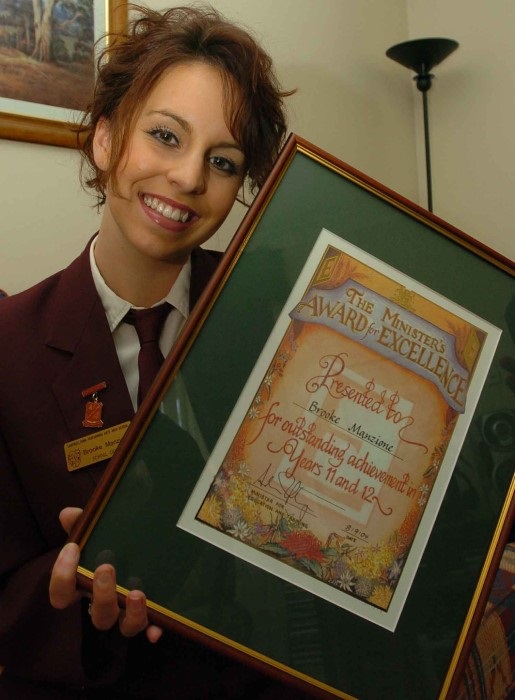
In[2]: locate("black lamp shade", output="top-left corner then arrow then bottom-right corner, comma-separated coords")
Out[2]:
386,38 -> 459,76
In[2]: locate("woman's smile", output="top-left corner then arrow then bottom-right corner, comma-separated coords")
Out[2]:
140,193 -> 198,228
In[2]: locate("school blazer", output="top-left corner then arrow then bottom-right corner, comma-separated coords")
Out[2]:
0,240 -> 221,689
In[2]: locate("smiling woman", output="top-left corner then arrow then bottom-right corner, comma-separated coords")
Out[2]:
0,5 -> 300,699
91,61 -> 246,305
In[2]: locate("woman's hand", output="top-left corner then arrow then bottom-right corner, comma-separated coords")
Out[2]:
49,507 -> 162,643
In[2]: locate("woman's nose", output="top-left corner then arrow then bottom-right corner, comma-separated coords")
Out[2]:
166,152 -> 206,194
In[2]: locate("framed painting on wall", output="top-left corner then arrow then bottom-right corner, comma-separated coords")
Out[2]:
72,134 -> 514,699
0,0 -> 126,147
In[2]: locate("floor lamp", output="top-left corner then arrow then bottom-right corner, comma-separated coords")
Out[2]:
386,38 -> 459,213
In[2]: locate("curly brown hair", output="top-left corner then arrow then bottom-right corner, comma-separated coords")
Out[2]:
79,4 -> 292,204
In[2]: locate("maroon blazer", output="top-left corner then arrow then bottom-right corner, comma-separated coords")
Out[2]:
0,242 -> 315,700
0,241 -> 223,692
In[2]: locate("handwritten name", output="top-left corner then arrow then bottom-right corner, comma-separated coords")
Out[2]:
348,423 -> 394,453
305,353 -> 428,452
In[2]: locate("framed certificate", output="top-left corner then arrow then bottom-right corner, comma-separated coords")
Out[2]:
73,135 -> 514,699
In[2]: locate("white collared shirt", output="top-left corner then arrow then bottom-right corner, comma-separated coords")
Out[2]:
89,238 -> 191,411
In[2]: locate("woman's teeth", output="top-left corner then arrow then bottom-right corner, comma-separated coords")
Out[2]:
143,195 -> 190,223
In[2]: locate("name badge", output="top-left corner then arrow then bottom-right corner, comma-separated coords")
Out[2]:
64,422 -> 130,471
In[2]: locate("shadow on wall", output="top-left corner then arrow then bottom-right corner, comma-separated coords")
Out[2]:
281,60 -> 418,203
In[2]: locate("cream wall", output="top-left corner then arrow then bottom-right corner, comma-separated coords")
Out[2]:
1,0 -> 513,296
0,140 -> 101,295
406,0 -> 515,261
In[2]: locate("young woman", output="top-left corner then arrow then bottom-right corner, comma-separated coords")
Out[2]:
0,5 -> 308,698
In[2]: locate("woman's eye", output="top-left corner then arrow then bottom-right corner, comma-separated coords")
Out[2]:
148,127 -> 179,146
209,155 -> 238,175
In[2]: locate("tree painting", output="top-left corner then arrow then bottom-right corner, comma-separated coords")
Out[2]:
0,0 -> 95,111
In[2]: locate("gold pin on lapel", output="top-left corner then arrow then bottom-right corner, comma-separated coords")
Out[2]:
81,381 -> 107,428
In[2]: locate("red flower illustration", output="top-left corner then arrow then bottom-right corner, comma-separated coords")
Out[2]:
281,531 -> 325,563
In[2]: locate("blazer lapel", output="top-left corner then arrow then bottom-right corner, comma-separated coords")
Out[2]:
189,247 -> 223,311
44,243 -> 134,477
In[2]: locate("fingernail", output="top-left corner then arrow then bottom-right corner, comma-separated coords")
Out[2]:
61,542 -> 79,563
128,592 -> 144,609
97,568 -> 113,586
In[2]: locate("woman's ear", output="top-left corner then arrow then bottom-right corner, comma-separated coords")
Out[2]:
92,118 -> 111,171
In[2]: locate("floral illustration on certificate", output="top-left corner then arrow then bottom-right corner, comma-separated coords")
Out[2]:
179,229 -> 500,630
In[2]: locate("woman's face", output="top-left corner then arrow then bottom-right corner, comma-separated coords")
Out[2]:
93,61 -> 245,266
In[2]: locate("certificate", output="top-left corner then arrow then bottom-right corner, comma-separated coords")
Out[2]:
179,230 -> 500,631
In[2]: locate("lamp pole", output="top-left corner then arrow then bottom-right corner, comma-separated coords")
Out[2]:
416,65 -> 434,212
386,38 -> 459,213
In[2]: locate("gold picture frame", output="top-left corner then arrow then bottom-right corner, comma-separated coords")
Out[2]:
0,0 -> 127,148
74,135 -> 514,699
